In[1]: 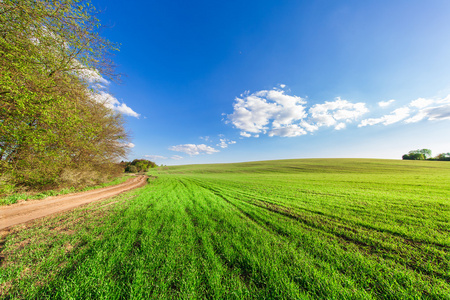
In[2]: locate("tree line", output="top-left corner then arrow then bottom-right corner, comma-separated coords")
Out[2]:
402,149 -> 450,161
0,0 -> 130,194
121,159 -> 157,174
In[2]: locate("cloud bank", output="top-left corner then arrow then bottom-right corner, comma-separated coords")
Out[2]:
359,107 -> 411,127
309,98 -> 368,129
162,87 -> 450,160
227,86 -> 450,137
360,94 -> 450,127
227,88 -> 368,137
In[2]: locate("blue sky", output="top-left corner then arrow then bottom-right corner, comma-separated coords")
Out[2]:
90,0 -> 450,164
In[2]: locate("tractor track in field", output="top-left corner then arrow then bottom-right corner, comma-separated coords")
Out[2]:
0,175 -> 148,231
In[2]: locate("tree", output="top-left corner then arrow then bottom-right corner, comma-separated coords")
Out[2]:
435,153 -> 450,161
123,159 -> 156,173
402,153 -> 424,160
417,149 -> 432,159
0,0 -> 129,190
402,149 -> 432,160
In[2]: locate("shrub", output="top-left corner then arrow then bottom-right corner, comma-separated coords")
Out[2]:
402,153 -> 425,160
122,159 -> 156,173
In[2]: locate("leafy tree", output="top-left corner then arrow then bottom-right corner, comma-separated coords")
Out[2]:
435,153 -> 450,161
402,153 -> 425,160
402,149 -> 432,160
125,165 -> 138,174
416,149 -> 432,159
123,159 -> 156,173
0,0 -> 129,191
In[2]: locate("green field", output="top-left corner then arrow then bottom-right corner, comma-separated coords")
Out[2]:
1,159 -> 450,299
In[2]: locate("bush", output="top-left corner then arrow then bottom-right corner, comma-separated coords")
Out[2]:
125,165 -> 138,173
0,175 -> 16,196
122,159 -> 156,173
402,153 -> 425,160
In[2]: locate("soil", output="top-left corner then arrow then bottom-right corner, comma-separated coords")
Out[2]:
0,175 -> 148,231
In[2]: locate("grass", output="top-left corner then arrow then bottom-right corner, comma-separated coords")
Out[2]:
1,158 -> 450,299
0,175 -> 131,206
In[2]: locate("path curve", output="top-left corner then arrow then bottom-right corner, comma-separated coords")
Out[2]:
0,175 -> 148,230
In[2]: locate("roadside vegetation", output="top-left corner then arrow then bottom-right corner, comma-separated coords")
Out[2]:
1,159 -> 449,299
0,0 -> 129,196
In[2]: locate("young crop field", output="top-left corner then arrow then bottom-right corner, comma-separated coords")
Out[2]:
1,159 -> 450,299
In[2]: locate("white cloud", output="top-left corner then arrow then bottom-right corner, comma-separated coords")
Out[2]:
169,144 -> 219,156
92,90 -> 118,107
82,64 -> 139,119
309,98 -> 368,127
268,125 -> 307,137
409,95 -> 450,108
144,155 -> 167,160
402,94 -> 450,123
409,97 -> 435,108
217,139 -> 228,148
217,138 -> 237,148
378,99 -> 395,107
78,67 -> 109,85
226,88 -> 450,137
438,94 -> 450,104
334,123 -> 346,130
92,91 -> 140,118
404,111 -> 428,123
115,103 -> 140,118
227,89 -> 307,136
280,84 -> 286,88
226,89 -> 368,137
199,136 -> 210,141
171,155 -> 183,160
356,94 -> 450,126
300,120 -> 318,133
72,59 -> 110,86
359,107 -> 411,127
423,104 -> 450,120
406,104 -> 450,123
125,142 -> 135,148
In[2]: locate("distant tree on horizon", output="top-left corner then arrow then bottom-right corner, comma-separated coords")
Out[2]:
435,153 -> 450,161
402,149 -> 432,160
402,149 -> 450,161
122,159 -> 156,173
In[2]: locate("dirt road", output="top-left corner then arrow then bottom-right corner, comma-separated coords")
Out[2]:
0,175 -> 148,231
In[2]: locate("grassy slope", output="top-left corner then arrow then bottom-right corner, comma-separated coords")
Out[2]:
1,159 -> 450,299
